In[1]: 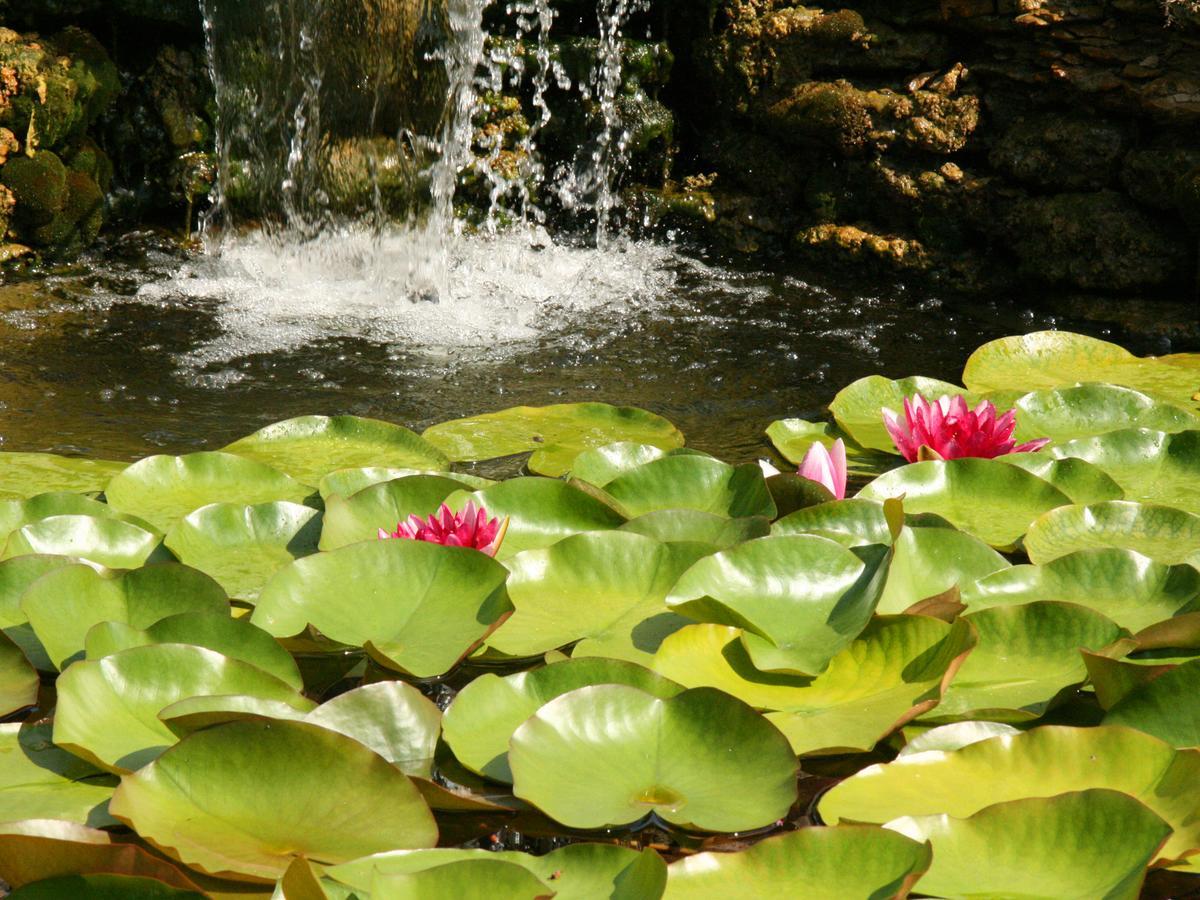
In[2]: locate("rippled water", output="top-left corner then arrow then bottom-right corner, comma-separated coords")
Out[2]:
1,230 -> 1196,470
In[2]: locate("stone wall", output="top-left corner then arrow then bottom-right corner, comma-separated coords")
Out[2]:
666,0 -> 1200,294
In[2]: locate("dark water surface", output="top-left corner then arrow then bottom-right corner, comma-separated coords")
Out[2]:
1,232 -> 1196,468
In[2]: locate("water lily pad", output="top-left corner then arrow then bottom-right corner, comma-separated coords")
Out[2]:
445,478 -> 626,559
653,618 -> 974,755
858,458 -> 1071,548
1023,501 -> 1200,567
1104,659 -> 1200,748
10,874 -> 208,898
422,403 -> 684,477
601,457 -> 775,519
443,656 -> 683,782
0,452 -> 127,501
569,442 -> 704,487
0,555 -> 86,628
877,520 -> 1009,614
1050,428 -> 1200,514
929,602 -> 1126,723
53,644 -> 314,773
0,629 -> 36,716
1082,648 -> 1178,710
319,475 -> 469,551
304,681 -> 442,778
486,531 -> 699,662
223,415 -> 449,485
665,535 -> 887,675
252,539 -> 510,678
83,611 -> 303,691
764,418 -> 896,477
663,825 -> 930,900
319,467 -> 491,501
21,563 -> 228,671
1009,383 -> 1200,444
0,722 -> 117,827
961,549 -> 1200,632
963,331 -> 1200,409
0,493 -> 150,550
997,453 -> 1124,505
885,789 -> 1169,900
3,515 -> 164,569
771,498 -> 894,546
620,509 -> 770,550
897,721 -> 1022,757
0,820 -> 208,894
329,845 -> 664,900
105,453 -> 313,532
829,375 -> 973,453
110,719 -> 439,881
368,858 -> 553,900
509,685 -> 797,831
164,502 -> 321,600
818,723 -> 1200,866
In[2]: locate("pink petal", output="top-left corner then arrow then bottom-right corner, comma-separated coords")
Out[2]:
798,442 -> 839,497
883,407 -> 917,462
828,438 -> 848,500
1014,437 -> 1051,454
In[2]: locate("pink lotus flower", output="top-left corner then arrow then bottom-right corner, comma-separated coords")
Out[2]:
378,501 -> 508,556
798,439 -> 847,500
882,394 -> 1050,463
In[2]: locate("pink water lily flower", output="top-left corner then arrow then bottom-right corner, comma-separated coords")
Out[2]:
798,439 -> 848,499
882,394 -> 1050,463
378,501 -> 508,556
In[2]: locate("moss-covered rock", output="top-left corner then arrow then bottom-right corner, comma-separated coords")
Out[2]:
990,114 -> 1127,191
795,222 -> 930,272
0,149 -> 67,226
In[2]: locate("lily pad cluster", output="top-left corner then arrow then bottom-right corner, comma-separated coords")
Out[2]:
1,334 -> 1200,897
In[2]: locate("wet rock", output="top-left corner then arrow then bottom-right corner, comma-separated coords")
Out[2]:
1121,147 -> 1200,210
1006,190 -> 1190,290
794,222 -> 930,272
1,149 -> 68,227
1178,166 -> 1200,232
990,113 -> 1127,190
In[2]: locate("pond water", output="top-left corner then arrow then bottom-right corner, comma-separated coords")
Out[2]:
1,228 -> 1196,469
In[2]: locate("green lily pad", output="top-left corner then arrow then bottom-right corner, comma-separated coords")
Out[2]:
252,539 -> 511,678
329,845 -> 665,900
898,721 -> 1023,757
771,498 -> 895,546
0,493 -> 150,550
53,643 -> 314,773
0,820 -> 208,894
223,415 -> 449,486
0,452 -> 127,501
569,443 -> 706,487
665,535 -> 887,675
2,515 -> 164,569
105,452 -> 313,532
0,722 -> 117,827
83,611 -> 303,691
367,859 -> 553,900
109,719 -> 439,881
877,520 -> 1009,614
963,331 -> 1200,409
509,685 -> 797,832
663,825 -> 931,900
445,478 -> 626,559
764,418 -> 896,477
0,555 -> 89,627
829,375 -> 973,453
164,502 -> 322,600
653,618 -> 974,755
486,531 -> 699,662
961,549 -> 1200,632
305,681 -> 442,778
929,602 -> 1127,723
21,563 -> 228,671
154,695 -> 310,737
319,467 -> 492,501
1009,383 -> 1200,444
1082,648 -> 1178,710
1104,659 -> 1200,748
1023,501 -> 1200,567
997,453 -> 1124,505
443,656 -> 684,783
1050,428 -> 1200,514
0,629 -> 36,716
885,789 -> 1169,900
818,723 -> 1200,866
620,509 -> 770,550
858,458 -> 1071,548
422,403 -> 684,476
10,874 -> 208,899
319,475 -> 469,551
601,457 -> 775,519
